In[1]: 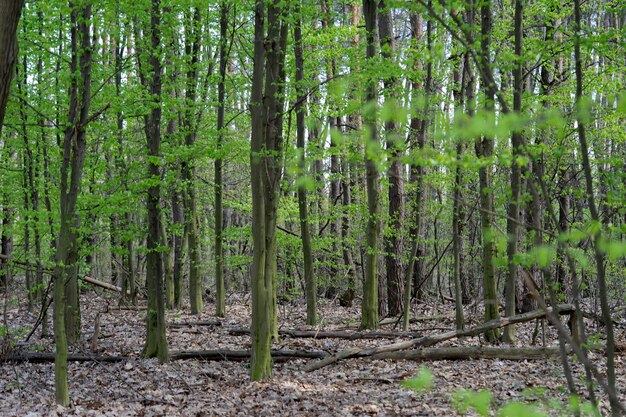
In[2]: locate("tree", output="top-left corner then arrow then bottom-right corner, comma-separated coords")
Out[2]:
378,1 -> 404,317
139,0 -> 168,363
53,1 -> 93,405
214,0 -> 230,318
475,0 -> 500,342
360,0 -> 381,330
503,0 -> 524,344
181,6 -> 203,315
249,0 -> 287,380
0,0 -> 24,136
293,0 -> 316,325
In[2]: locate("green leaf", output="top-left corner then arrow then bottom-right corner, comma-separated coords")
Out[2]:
400,367 -> 433,393
498,401 -> 545,417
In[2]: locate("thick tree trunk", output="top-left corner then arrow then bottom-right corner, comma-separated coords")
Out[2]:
0,0 -> 23,136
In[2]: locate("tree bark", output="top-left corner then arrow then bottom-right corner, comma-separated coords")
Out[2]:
182,7 -> 203,315
214,0 -> 229,318
0,0 -> 23,136
503,0 -> 524,344
476,0 -> 500,343
53,2 -> 93,405
378,1 -> 404,318
141,0 -> 168,364
573,0 -> 618,413
293,0 -> 316,325
361,0 -> 381,331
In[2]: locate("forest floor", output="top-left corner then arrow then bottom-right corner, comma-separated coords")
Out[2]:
1,288 -> 625,416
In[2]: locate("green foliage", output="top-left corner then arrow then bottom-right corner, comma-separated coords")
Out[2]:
400,368 -> 434,393
451,389 -> 492,417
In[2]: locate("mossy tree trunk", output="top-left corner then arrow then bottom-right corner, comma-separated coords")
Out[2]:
250,0 -> 287,380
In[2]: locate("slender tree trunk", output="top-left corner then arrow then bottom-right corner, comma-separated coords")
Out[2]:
171,190 -> 184,308
53,2 -> 93,405
141,0 -> 168,363
573,0 -> 618,413
294,0 -> 316,325
214,0 -> 229,318
378,1 -> 404,317
503,0 -> 524,344
361,0 -> 380,330
476,0 -> 500,342
182,7 -> 203,315
250,0 -> 271,380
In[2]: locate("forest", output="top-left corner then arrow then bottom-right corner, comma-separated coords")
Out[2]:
0,0 -> 625,415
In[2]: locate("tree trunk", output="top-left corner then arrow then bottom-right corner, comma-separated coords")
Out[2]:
573,0 -> 618,413
378,1 -> 404,318
503,0 -> 524,344
476,0 -> 500,343
182,7 -> 203,315
53,2 -> 93,405
0,0 -> 23,136
361,0 -> 381,331
294,0 -> 316,325
214,0 -> 229,318
141,0 -> 168,363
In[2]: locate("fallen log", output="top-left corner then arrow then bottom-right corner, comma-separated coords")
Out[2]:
1,352 -> 126,363
304,304 -> 575,372
371,346 -> 562,361
81,276 -> 123,293
168,320 -> 223,328
170,349 -> 328,362
379,313 -> 453,326
2,349 -> 328,364
228,328 -> 420,340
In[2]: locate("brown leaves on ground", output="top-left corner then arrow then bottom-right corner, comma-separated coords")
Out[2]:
1,291 -> 625,416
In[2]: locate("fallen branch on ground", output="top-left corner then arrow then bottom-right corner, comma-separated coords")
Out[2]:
81,276 -> 123,293
168,320 -> 223,328
2,349 -> 328,364
228,328 -> 420,340
304,304 -> 575,372
370,346 -> 562,361
379,313 -> 453,326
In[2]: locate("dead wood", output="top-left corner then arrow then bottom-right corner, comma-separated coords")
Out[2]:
3,349 -> 328,364
168,320 -> 223,328
170,349 -> 328,362
304,304 -> 575,372
370,346 -> 562,361
227,327 -> 419,340
2,352 -> 126,363
379,313 -> 453,326
82,276 -> 123,293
